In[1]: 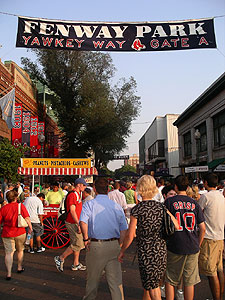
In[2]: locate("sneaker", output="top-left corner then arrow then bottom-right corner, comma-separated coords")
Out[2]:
176,289 -> 184,300
37,247 -> 46,253
54,256 -> 64,272
160,285 -> 166,298
28,248 -> 34,254
71,263 -> 86,271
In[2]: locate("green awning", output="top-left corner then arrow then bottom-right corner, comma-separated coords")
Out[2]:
208,158 -> 225,169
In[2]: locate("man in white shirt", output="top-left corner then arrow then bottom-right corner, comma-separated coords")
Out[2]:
16,182 -> 23,197
153,178 -> 165,203
62,182 -> 69,197
198,183 -> 208,195
198,173 -> 225,300
24,193 -> 45,253
108,182 -> 128,213
4,183 -> 14,202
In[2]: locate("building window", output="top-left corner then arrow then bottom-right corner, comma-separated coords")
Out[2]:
183,131 -> 192,157
148,143 -> 157,160
196,122 -> 207,153
213,110 -> 225,147
158,140 -> 165,157
148,140 -> 165,160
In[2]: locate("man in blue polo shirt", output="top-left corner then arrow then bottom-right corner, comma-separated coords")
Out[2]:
80,177 -> 128,300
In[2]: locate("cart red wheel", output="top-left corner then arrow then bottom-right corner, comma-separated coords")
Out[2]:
41,216 -> 70,249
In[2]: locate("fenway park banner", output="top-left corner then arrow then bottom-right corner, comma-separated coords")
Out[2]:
16,16 -> 216,52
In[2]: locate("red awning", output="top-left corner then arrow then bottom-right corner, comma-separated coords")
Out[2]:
18,167 -> 98,176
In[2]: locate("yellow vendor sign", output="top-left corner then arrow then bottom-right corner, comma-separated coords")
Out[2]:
21,158 -> 91,168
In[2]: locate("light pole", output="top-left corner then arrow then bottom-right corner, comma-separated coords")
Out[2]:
194,129 -> 201,180
38,133 -> 45,186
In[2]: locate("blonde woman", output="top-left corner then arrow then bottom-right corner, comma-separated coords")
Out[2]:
118,175 -> 171,300
186,185 -> 200,201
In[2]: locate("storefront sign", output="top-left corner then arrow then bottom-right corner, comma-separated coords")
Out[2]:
214,164 -> 225,172
21,158 -> 91,168
185,166 -> 208,173
82,176 -> 94,184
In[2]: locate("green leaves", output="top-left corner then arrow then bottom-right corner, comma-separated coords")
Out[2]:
0,138 -> 27,182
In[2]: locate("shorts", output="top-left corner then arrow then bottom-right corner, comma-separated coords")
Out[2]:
28,223 -> 44,238
199,239 -> 224,276
2,233 -> 26,253
165,250 -> 200,286
65,222 -> 84,252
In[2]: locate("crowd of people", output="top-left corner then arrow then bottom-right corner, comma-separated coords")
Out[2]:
0,172 -> 224,300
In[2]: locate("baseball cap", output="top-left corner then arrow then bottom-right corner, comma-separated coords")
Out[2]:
75,178 -> 88,186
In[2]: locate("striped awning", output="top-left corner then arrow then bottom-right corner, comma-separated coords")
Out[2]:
18,167 -> 98,176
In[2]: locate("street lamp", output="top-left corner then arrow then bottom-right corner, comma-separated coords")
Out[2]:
38,133 -> 45,187
194,129 -> 201,162
38,133 -> 45,158
194,129 -> 201,180
194,129 -> 201,141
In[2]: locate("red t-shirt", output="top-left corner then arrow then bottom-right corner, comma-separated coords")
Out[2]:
0,202 -> 29,237
66,190 -> 82,224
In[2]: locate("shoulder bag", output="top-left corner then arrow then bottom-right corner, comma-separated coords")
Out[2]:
18,203 -> 28,227
162,205 -> 175,240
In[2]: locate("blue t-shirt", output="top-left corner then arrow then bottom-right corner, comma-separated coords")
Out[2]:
165,195 -> 205,255
79,194 -> 128,239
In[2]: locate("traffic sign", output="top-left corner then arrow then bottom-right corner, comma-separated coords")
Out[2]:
113,155 -> 129,160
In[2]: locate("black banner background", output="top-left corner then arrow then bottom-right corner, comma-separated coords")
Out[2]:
16,16 -> 217,52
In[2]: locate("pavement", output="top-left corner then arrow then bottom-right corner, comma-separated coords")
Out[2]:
0,240 -> 223,300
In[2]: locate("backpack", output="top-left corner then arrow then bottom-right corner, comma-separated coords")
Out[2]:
58,191 -> 74,222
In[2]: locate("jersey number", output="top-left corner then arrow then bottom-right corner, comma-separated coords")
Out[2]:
175,212 -> 196,232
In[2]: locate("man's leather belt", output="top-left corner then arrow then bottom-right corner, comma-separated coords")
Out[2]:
90,238 -> 119,242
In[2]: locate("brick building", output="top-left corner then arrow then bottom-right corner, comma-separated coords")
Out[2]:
0,59 -> 61,157
124,154 -> 139,170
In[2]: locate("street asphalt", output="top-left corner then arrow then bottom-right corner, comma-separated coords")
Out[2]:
0,240 -> 223,300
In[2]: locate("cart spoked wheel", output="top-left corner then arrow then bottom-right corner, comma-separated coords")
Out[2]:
41,216 -> 70,249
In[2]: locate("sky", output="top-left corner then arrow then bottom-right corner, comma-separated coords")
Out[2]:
0,0 -> 225,170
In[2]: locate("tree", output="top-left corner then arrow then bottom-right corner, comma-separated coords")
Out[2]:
0,138 -> 27,183
114,164 -> 138,179
98,166 -> 114,178
21,50 -> 141,169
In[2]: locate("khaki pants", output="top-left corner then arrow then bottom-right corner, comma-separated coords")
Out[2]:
199,239 -> 224,276
65,222 -> 84,251
166,250 -> 200,286
83,240 -> 124,300
2,233 -> 26,253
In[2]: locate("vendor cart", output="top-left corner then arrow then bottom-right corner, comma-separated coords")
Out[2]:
18,163 -> 98,249
41,204 -> 69,249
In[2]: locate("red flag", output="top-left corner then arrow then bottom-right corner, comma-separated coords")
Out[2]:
12,103 -> 22,147
30,116 -> 38,157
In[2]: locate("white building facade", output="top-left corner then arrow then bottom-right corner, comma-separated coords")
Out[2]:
139,114 -> 180,177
